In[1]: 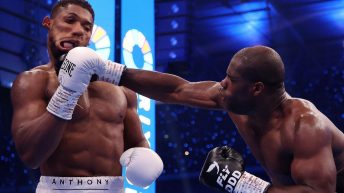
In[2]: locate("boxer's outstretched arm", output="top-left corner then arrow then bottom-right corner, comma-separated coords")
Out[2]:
268,113 -> 336,193
11,71 -> 67,169
120,68 -> 223,109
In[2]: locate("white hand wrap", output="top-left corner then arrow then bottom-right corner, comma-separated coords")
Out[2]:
98,60 -> 126,85
47,85 -> 81,120
120,147 -> 163,188
46,47 -> 126,120
234,172 -> 270,193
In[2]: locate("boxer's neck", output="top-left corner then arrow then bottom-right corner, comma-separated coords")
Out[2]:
248,90 -> 289,127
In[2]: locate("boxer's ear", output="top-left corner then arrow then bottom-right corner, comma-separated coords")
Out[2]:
42,16 -> 51,29
252,82 -> 264,96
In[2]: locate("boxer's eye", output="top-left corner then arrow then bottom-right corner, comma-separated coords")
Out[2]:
65,17 -> 75,24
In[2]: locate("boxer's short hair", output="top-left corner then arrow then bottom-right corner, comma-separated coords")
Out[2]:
50,0 -> 95,20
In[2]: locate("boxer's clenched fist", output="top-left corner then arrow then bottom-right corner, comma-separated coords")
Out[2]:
47,47 -> 126,120
199,146 -> 270,193
59,47 -> 126,87
120,147 -> 163,188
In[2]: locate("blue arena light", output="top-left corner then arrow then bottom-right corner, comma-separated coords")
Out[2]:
46,0 -> 52,5
171,3 -> 180,14
325,3 -> 344,31
170,20 -> 179,29
170,37 -> 178,46
169,51 -> 177,59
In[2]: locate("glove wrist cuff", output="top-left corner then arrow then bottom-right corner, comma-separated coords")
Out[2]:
234,171 -> 270,193
47,85 -> 82,120
99,61 -> 126,85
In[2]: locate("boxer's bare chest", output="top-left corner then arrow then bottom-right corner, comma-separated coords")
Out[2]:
38,71 -> 129,176
237,119 -> 295,184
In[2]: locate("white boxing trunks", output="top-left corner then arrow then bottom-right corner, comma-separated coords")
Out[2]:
36,176 -> 124,193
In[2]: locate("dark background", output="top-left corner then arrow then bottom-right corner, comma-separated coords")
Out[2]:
0,0 -> 343,192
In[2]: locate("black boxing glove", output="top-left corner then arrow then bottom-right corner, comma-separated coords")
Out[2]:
199,146 -> 270,193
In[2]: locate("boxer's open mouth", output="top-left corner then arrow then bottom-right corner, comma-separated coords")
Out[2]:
60,40 -> 79,51
61,41 -> 74,49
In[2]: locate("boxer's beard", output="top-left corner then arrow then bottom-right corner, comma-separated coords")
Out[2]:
56,54 -> 67,76
49,41 -> 67,75
226,97 -> 254,115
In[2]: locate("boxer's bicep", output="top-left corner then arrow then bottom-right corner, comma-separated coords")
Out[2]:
290,114 -> 336,192
11,72 -> 48,134
291,149 -> 335,192
10,71 -> 68,168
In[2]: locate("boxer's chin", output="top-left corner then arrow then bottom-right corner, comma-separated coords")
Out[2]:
226,102 -> 251,115
51,44 -> 67,60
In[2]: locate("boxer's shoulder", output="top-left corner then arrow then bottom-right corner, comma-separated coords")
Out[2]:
283,98 -> 319,118
284,98 -> 331,144
280,98 -> 328,142
31,63 -> 52,71
284,97 -> 312,107
12,64 -> 56,99
18,64 -> 54,83
10,66 -> 54,109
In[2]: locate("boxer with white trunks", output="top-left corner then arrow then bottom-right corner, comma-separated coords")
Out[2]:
36,176 -> 123,193
10,1 -> 163,192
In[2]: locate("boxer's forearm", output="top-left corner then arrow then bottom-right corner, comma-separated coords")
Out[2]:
120,68 -> 188,102
13,112 -> 67,169
136,139 -> 150,149
120,68 -> 221,108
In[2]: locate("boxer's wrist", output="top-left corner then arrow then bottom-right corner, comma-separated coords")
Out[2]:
234,171 -> 270,193
98,61 -> 126,85
46,85 -> 82,120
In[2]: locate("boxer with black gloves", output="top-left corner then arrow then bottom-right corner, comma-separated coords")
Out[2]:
200,146 -> 270,193
117,45 -> 344,192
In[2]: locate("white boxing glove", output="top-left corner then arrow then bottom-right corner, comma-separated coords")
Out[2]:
47,47 -> 125,120
120,147 -> 163,188
57,47 -> 126,87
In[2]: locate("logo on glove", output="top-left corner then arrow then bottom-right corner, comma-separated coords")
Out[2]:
216,164 -> 242,193
206,161 -> 220,174
60,58 -> 76,77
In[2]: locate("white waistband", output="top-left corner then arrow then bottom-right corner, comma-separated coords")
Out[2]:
36,176 -> 124,193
